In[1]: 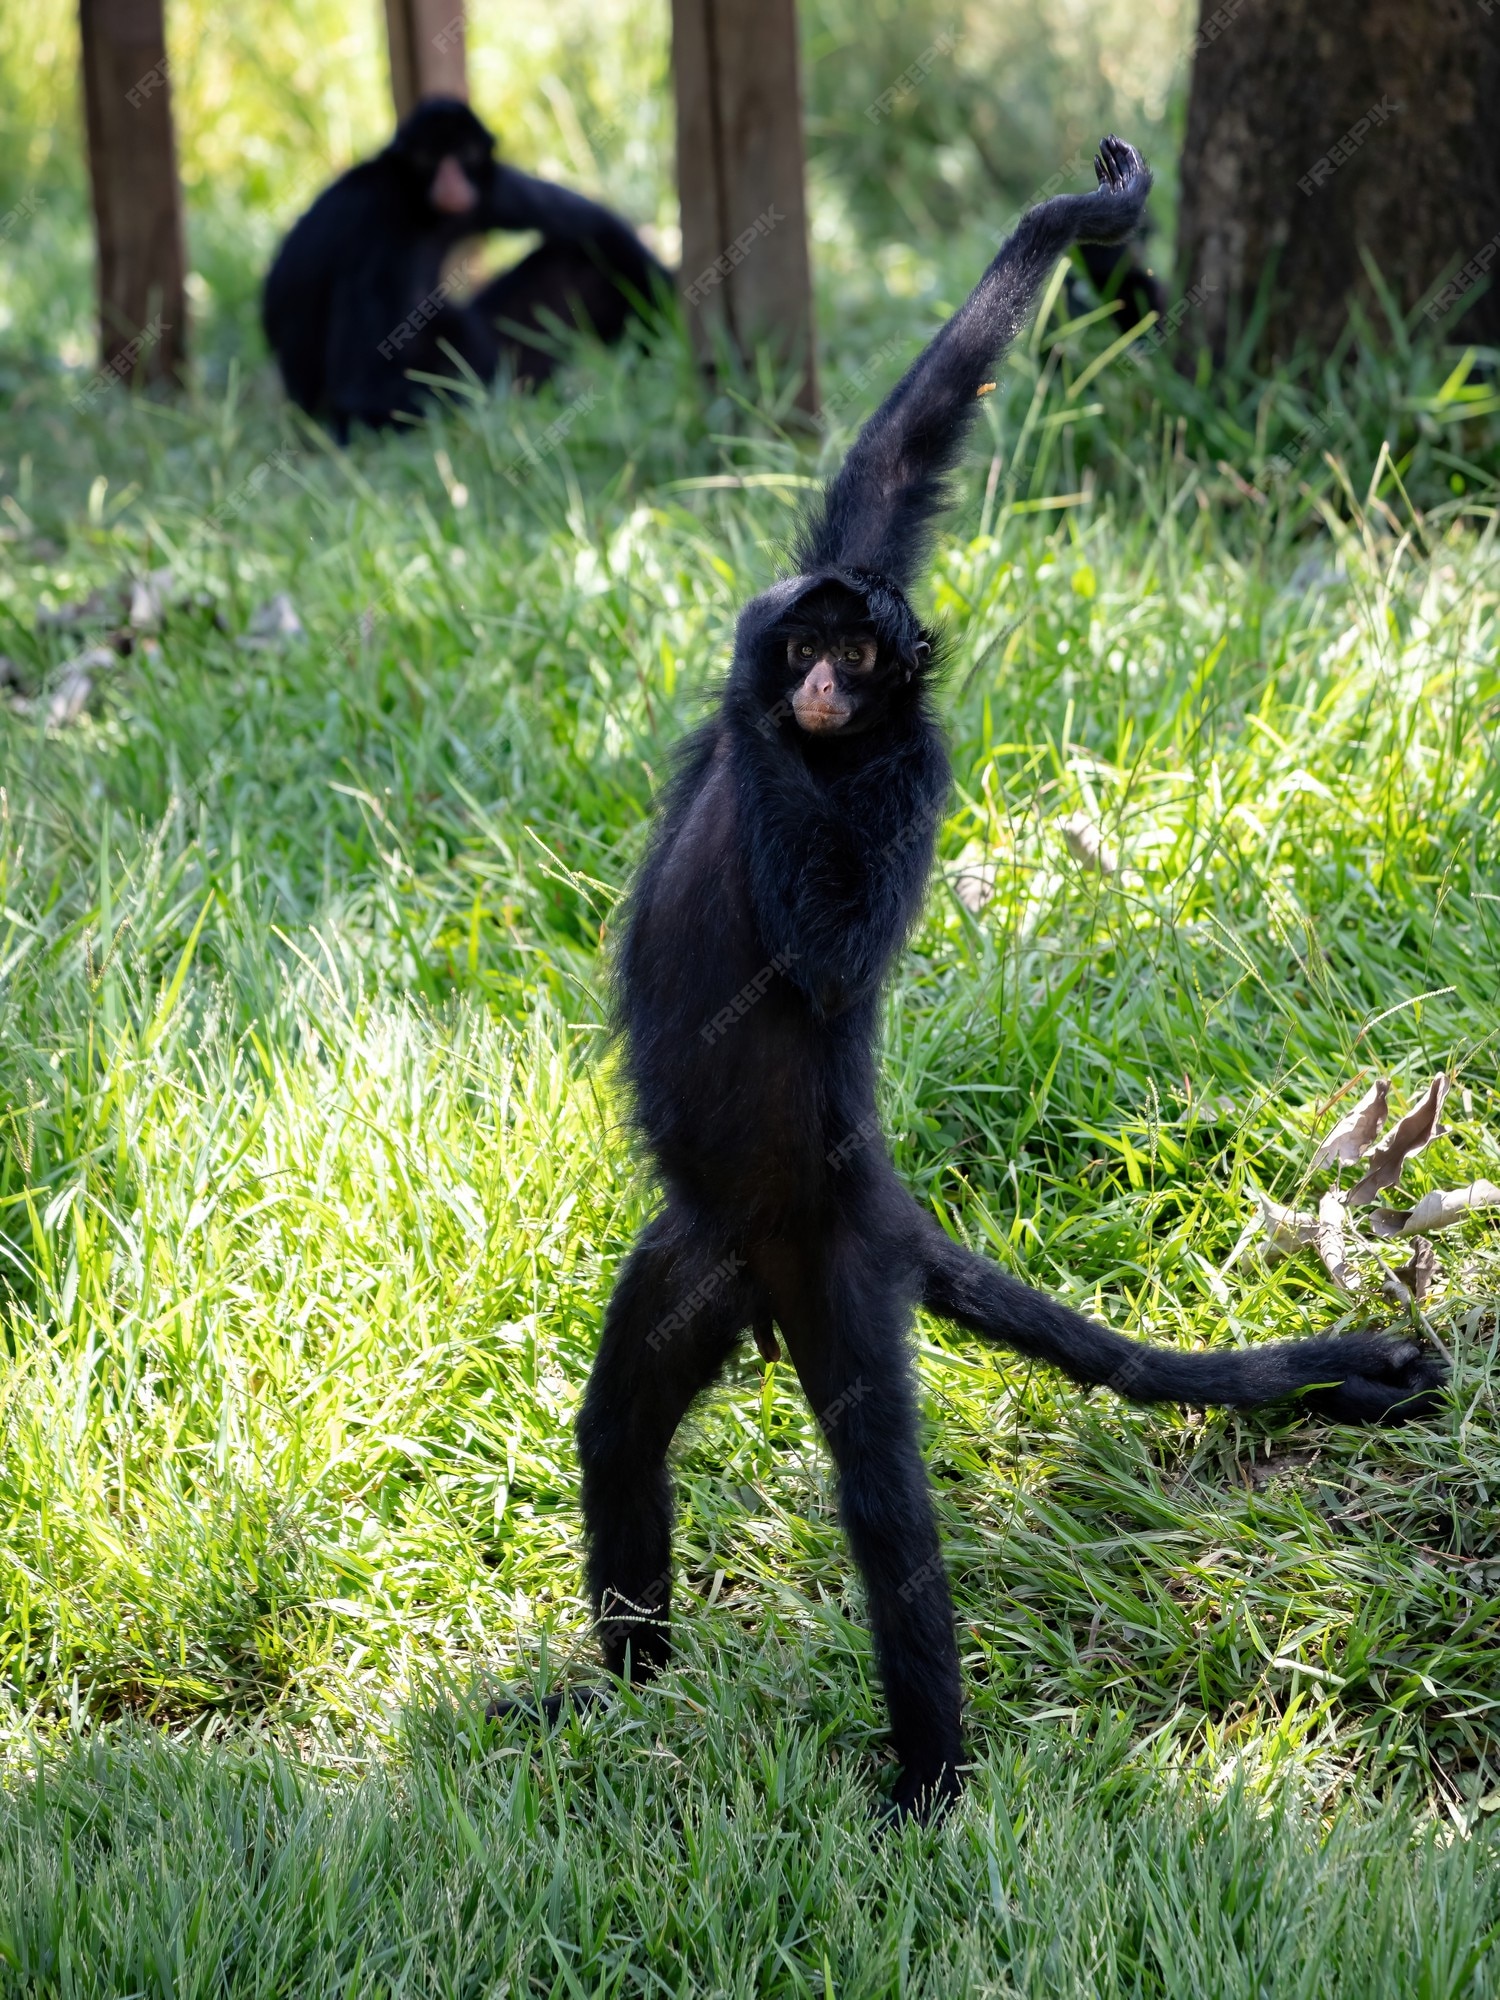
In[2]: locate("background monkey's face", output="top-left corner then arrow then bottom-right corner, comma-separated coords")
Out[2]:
394,101 -> 495,215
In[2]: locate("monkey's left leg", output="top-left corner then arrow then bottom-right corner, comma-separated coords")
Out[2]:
771,1233 -> 964,1819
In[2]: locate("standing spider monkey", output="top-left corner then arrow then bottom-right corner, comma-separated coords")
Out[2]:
263,98 -> 668,437
510,137 -> 1444,1819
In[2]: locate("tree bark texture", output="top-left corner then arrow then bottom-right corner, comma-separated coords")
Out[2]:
672,0 -> 819,415
79,0 -> 187,383
1176,0 -> 1500,359
384,0 -> 469,123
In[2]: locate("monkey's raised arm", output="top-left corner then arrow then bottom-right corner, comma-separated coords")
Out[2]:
798,136 -> 1151,590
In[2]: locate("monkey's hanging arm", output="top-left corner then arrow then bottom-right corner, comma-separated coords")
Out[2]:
798,137 -> 1151,592
482,165 -> 667,296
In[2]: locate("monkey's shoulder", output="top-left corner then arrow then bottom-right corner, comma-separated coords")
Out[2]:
284,162 -> 390,241
626,730 -> 741,923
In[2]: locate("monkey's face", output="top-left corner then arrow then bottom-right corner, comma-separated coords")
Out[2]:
395,100 -> 495,215
785,627 -> 880,734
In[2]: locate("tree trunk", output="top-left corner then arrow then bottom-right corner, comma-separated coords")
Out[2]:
78,0 -> 187,384
1176,0 -> 1500,360
383,0 -> 468,123
672,0 -> 819,416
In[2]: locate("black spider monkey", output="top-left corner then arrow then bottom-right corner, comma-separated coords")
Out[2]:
263,97 -> 668,438
511,138 -> 1444,1819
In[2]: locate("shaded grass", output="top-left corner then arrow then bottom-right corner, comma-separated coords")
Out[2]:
3,1715 -> 1497,1998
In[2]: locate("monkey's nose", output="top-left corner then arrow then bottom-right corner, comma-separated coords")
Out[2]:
430,157 -> 478,213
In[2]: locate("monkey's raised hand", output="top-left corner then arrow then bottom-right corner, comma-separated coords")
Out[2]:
799,136 -> 1151,588
1092,133 -> 1151,205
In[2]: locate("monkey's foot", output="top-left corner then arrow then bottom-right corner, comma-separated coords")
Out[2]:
1304,1335 -> 1447,1424
882,1761 -> 965,1826
485,1685 -> 611,1728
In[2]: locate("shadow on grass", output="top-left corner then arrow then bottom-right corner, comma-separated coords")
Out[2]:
2,1691 -> 1496,1998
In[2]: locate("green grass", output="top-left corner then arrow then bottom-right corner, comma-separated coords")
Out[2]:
0,314 -> 1497,1988
4,5 -> 1500,1985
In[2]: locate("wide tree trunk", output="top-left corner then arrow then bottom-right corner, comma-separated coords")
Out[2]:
1176,0 -> 1500,360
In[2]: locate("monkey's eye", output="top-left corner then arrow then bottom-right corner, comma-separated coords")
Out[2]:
843,646 -> 864,664
798,643 -> 815,658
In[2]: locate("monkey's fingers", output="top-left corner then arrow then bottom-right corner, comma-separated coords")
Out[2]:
1093,134 -> 1149,196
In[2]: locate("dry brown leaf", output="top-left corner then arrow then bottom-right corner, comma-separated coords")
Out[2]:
126,568 -> 173,633
11,645 -> 115,729
47,648 -> 115,728
1256,1192 -> 1318,1265
1346,1074 -> 1448,1207
46,670 -> 94,729
1366,1208 -> 1406,1240
1059,812 -> 1116,875
239,593 -> 304,650
1315,1190 -> 1356,1291
948,841 -> 997,914
1309,1078 -> 1390,1172
1382,1236 -> 1437,1308
1366,1179 -> 1500,1239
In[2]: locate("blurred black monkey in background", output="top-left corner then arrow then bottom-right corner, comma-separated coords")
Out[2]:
502,138 -> 1444,1819
1074,236 -> 1165,327
263,98 -> 668,437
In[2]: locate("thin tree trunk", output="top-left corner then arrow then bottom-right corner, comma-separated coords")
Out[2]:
672,0 -> 819,415
383,0 -> 468,123
1176,0 -> 1500,360
79,0 -> 187,384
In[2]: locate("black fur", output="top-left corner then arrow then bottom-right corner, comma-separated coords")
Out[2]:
262,97 -> 668,437
506,138 -> 1444,1819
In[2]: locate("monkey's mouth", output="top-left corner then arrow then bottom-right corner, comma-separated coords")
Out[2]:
791,691 -> 853,733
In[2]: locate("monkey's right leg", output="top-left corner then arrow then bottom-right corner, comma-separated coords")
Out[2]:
575,1210 -> 754,1679
489,1210 -> 753,1726
473,242 -> 643,389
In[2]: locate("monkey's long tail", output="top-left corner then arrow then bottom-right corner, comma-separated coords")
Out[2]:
797,135 -> 1152,593
911,1211 -> 1445,1424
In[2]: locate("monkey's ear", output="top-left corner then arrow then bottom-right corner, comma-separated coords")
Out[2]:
905,639 -> 931,682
